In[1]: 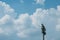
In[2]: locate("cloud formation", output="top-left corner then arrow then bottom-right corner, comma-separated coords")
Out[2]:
0,1 -> 60,40
34,0 -> 45,5
20,0 -> 24,3
0,1 -> 41,39
0,1 -> 17,18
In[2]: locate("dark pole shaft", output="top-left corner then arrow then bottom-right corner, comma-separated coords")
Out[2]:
43,34 -> 44,40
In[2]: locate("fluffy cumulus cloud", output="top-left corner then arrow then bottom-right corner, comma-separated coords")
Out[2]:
0,1 -> 60,40
0,28 -> 4,34
0,1 -> 17,18
34,0 -> 45,5
20,0 -> 24,3
0,1 -> 41,39
13,6 -> 60,40
55,6 -> 60,32
31,8 -> 48,27
56,18 -> 60,31
56,6 -> 60,32
0,1 -> 16,35
14,13 -> 41,38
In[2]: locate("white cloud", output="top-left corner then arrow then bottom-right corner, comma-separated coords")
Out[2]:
31,8 -> 48,28
0,1 -> 16,35
57,6 -> 60,11
56,18 -> 60,31
0,15 -> 14,35
0,1 -> 60,40
14,13 -> 41,38
56,6 -> 60,16
14,8 -> 48,38
0,28 -> 4,34
55,6 -> 60,31
20,0 -> 24,3
0,15 -> 10,24
14,13 -> 32,31
17,31 -> 28,38
34,0 -> 45,5
56,25 -> 60,31
0,1 -> 17,18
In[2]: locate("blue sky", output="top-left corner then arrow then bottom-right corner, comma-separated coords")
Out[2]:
0,0 -> 60,40
0,0 -> 60,14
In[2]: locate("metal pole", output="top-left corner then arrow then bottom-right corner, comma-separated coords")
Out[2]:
43,34 -> 44,40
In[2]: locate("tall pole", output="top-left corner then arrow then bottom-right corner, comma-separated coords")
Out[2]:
41,24 -> 46,40
43,34 -> 44,40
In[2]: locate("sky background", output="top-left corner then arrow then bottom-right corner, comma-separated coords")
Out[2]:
0,0 -> 60,40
